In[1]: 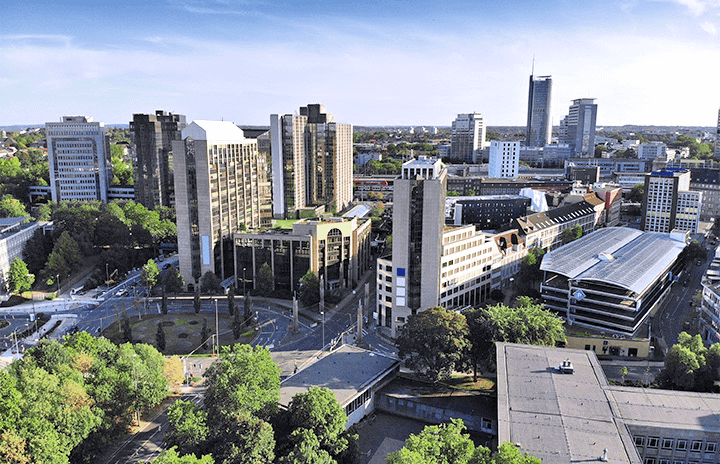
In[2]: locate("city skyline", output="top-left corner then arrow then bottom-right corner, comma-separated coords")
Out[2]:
2,0 -> 720,127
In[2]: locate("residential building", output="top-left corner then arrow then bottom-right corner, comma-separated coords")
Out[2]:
233,216 -> 372,294
512,199 -> 600,252
446,175 -> 572,196
559,98 -> 597,157
352,176 -> 395,201
173,120 -> 270,290
593,186 -> 623,227
0,218 -> 41,293
690,168 -> 720,220
641,169 -> 701,234
565,158 -> 651,180
700,247 -> 720,344
46,116 -> 112,202
130,111 -> 186,209
450,113 -> 486,163
271,104 -> 353,219
526,74 -> 552,148
541,227 -> 686,335
488,141 -> 519,178
637,141 -> 667,160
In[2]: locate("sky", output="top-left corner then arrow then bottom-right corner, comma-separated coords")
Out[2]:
2,0 -> 720,127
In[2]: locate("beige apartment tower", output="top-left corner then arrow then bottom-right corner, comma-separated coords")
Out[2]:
173,120 -> 270,290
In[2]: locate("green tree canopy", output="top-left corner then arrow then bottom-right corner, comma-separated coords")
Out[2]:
465,298 -> 566,376
200,271 -> 223,294
7,258 -> 34,294
0,194 -> 28,218
256,262 -> 274,297
298,270 -> 321,307
396,307 -> 470,381
153,446 -> 214,463
656,331 -> 720,391
142,259 -> 160,290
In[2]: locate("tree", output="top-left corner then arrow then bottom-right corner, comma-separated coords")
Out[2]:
278,428 -> 333,464
194,289 -> 201,314
233,301 -> 244,340
203,344 -> 281,422
207,411 -> 275,464
656,331 -> 720,391
227,286 -> 235,316
200,271 -> 223,294
200,318 -> 209,350
0,194 -> 28,218
298,270 -> 321,307
388,420 -> 540,464
625,183 -> 644,203
678,240 -> 706,267
163,267 -> 185,294
243,293 -> 252,326
396,307 -> 469,381
166,400 -> 209,457
465,298 -> 566,377
7,258 -> 33,294
153,446 -> 214,463
561,224 -> 583,244
256,262 -> 273,296
122,314 -> 133,342
156,322 -> 167,352
142,259 -> 160,291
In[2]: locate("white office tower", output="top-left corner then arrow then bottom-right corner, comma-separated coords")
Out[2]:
488,141 -> 520,178
560,98 -> 597,157
641,170 -> 701,234
46,116 -> 112,202
450,113 -> 486,163
637,142 -> 668,160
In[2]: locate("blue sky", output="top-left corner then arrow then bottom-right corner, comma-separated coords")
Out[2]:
2,0 -> 720,127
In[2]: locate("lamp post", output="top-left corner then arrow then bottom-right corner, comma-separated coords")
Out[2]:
243,267 -> 247,296
131,354 -> 140,426
214,298 -> 220,357
321,308 -> 325,352
106,263 -> 109,286
56,274 -> 60,295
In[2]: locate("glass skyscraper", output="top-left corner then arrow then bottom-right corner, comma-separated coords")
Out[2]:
526,75 -> 552,148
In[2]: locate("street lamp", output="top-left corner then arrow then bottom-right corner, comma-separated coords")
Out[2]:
214,298 -> 220,357
243,267 -> 247,296
321,309 -> 325,352
106,263 -> 109,287
56,274 -> 60,295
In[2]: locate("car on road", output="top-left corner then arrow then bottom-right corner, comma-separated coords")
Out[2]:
683,280 -> 689,287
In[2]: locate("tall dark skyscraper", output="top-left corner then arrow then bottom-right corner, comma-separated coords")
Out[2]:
130,110 -> 186,209
526,74 -> 552,148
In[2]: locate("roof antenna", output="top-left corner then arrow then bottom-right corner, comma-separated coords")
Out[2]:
531,54 -> 535,77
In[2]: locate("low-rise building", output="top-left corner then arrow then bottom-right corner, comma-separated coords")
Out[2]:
0,218 -> 41,293
444,195 -> 530,229
700,246 -> 720,344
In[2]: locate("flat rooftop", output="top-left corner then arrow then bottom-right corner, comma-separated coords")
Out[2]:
279,345 -> 399,408
496,343 -> 642,463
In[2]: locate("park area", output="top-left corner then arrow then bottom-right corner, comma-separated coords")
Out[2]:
102,312 -> 257,355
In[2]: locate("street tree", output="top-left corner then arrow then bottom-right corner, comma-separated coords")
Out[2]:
278,428 -> 333,464
200,271 -> 223,294
244,293 -> 252,326
256,262 -> 273,296
298,270 -> 321,307
396,307 -> 469,381
200,318 -> 209,350
203,344 -> 281,422
8,258 -> 33,294
194,288 -> 201,314
465,297 -> 566,377
286,387 -> 348,455
153,446 -> 214,464
166,400 -> 209,457
656,331 -> 720,391
207,411 -> 275,464
162,267 -> 184,294
122,314 -> 133,343
0,194 -> 28,218
141,259 -> 160,291
162,285 -> 168,315
227,286 -> 235,316
233,302 -> 244,340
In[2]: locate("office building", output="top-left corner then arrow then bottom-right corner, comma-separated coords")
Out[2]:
233,216 -> 371,294
173,120 -> 270,290
130,111 -> 186,209
541,227 -> 686,335
271,104 -> 353,219
488,141 -> 519,178
641,169 -> 701,234
0,218 -> 41,294
690,168 -> 720,220
525,74 -> 552,148
701,247 -> 720,344
559,98 -> 597,157
445,195 -> 530,229
637,142 -> 667,160
450,113 -> 486,163
46,116 -> 112,202
716,108 -> 720,159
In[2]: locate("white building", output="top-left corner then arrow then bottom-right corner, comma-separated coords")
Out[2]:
641,170 -> 701,234
46,116 -> 112,202
488,141 -> 519,179
0,218 -> 41,293
637,142 -> 667,160
450,113 -> 486,164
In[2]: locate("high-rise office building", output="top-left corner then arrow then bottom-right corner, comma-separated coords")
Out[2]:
488,141 -> 520,178
46,116 -> 112,202
130,111 -> 186,209
715,108 -> 720,159
559,98 -> 597,157
526,75 -> 552,148
271,104 -> 353,219
450,113 -> 486,163
641,169 -> 701,234
173,120 -> 270,289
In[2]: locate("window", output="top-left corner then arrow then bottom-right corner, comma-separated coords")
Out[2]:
692,441 -> 703,452
648,437 -> 659,448
662,439 -> 674,449
706,442 -> 717,453
635,436 -> 645,447
659,460 -> 669,464
644,458 -> 656,464
677,440 -> 688,451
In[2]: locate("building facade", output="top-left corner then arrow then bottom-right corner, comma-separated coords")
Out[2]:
130,111 -> 186,210
716,108 -> 720,159
271,104 -> 353,218
173,120 -> 271,289
233,216 -> 371,294
641,169 -> 701,234
488,141 -> 519,178
445,195 -> 530,229
526,74 -> 552,148
559,98 -> 597,157
0,218 -> 41,293
450,113 -> 485,163
637,142 -> 668,160
46,116 -> 112,202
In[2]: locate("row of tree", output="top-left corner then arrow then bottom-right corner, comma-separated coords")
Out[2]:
396,298 -> 566,382
0,333 -> 181,463
164,344 -> 360,464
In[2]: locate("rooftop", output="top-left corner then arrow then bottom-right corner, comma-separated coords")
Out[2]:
279,345 -> 399,408
540,227 -> 686,295
183,120 -> 246,142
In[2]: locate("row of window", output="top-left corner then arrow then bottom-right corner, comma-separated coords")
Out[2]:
344,389 -> 371,416
636,435 -> 717,453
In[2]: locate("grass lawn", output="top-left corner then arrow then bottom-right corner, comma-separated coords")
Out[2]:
272,219 -> 300,229
103,312 -> 257,355
441,374 -> 496,392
